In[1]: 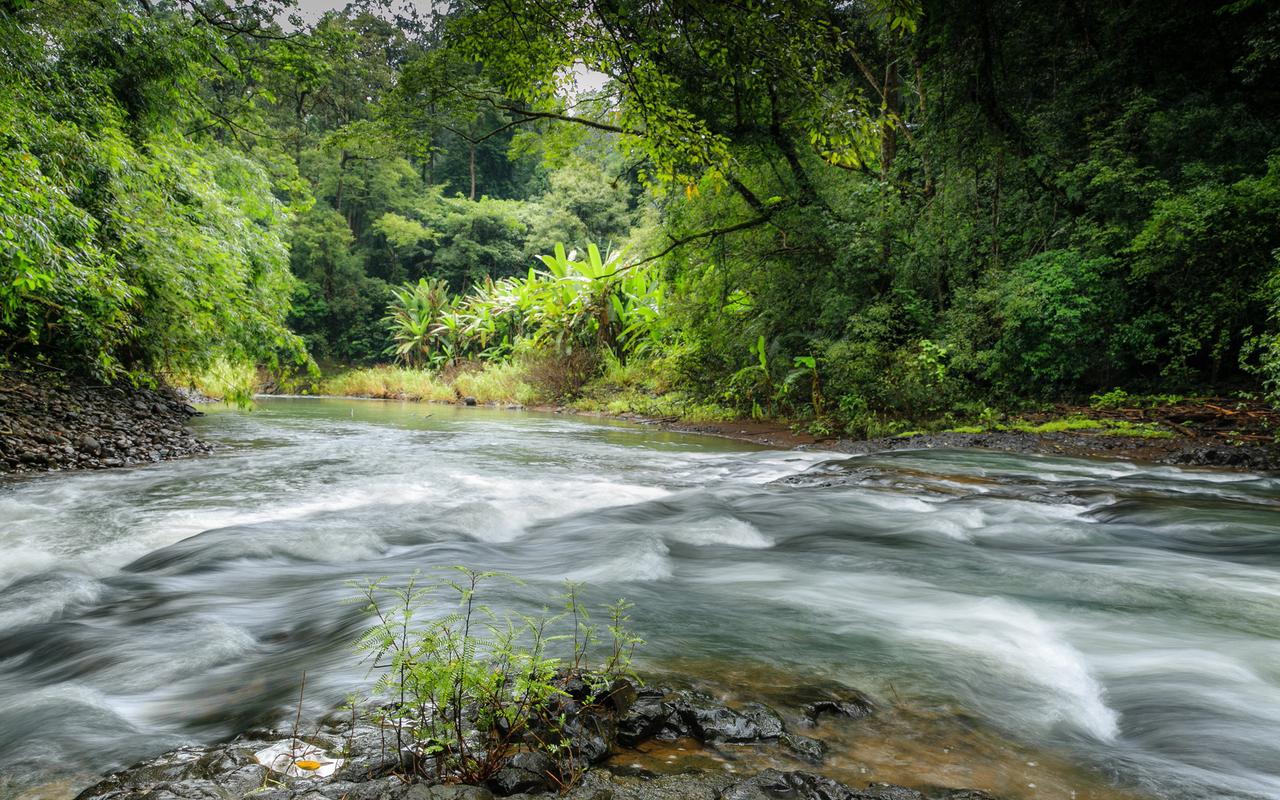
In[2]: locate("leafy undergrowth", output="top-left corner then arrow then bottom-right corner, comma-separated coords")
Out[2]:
941,417 -> 1175,439
928,397 -> 1280,445
569,355 -> 737,422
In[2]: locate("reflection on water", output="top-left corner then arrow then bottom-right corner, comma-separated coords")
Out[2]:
1,398 -> 1278,799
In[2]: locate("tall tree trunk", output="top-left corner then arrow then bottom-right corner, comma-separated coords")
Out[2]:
469,144 -> 477,201
880,61 -> 901,180
334,150 -> 350,214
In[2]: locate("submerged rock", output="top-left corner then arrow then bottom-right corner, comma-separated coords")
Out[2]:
778,732 -> 826,764
719,770 -> 996,800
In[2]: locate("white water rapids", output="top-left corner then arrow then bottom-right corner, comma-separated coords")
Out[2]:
0,398 -> 1278,799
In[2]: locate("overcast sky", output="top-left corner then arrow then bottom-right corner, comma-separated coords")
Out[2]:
283,1 -> 611,95
289,0 -> 431,23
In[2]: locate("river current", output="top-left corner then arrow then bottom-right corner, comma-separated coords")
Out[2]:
0,399 -> 1278,799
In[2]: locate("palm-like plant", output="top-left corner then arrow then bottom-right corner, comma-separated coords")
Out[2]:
383,277 -> 452,367
382,243 -> 666,370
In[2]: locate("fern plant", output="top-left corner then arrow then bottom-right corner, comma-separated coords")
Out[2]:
352,568 -> 643,788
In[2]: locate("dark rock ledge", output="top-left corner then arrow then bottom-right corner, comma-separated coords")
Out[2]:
0,375 -> 212,475
74,681 -> 997,800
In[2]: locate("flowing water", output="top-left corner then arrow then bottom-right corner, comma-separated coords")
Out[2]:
1,398 -> 1278,800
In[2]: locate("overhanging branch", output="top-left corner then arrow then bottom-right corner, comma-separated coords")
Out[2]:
600,212 -> 777,279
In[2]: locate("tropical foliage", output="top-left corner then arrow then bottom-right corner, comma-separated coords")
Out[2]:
3,0 -> 1278,423
0,1 -> 307,379
382,243 -> 663,370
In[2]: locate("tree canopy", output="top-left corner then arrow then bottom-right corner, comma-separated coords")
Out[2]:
2,0 -> 1278,421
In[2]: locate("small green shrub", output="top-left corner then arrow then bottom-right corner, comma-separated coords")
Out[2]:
353,569 -> 642,788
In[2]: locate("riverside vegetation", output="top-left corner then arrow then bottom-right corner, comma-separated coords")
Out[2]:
2,0 -> 1278,447
74,566 -> 1008,800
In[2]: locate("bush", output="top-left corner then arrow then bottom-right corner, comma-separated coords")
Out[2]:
353,569 -> 642,788
524,349 -> 602,401
984,250 -> 1116,397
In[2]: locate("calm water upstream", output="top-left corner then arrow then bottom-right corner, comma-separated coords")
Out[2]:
1,398 -> 1278,800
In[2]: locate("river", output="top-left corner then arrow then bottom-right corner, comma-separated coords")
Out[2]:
1,398 -> 1278,800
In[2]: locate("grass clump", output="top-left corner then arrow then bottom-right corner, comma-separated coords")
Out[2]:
1005,417 -> 1105,434
318,367 -> 454,401
451,361 -> 538,405
318,362 -> 537,405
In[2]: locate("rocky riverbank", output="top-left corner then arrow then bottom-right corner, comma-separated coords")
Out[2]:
645,417 -> 1280,472
0,373 -> 212,475
73,678 -> 998,800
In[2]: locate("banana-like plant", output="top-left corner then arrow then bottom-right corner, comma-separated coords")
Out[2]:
383,277 -> 453,367
526,243 -> 663,359
382,242 -> 666,369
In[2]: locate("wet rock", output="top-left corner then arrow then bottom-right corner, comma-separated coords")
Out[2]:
720,769 -> 862,800
778,733 -> 826,764
721,773 -> 1000,800
488,751 -> 556,796
73,744 -> 269,800
616,687 -> 673,746
557,768 -> 733,800
718,770 -> 933,800
770,684 -> 876,726
669,693 -> 785,743
254,776 -> 409,800
404,784 -> 495,800
561,708 -> 616,764
801,697 -> 874,724
329,720 -> 405,781
462,396 -> 478,406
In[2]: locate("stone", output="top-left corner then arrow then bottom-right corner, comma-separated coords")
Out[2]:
670,693 -> 785,743
775,684 -> 875,726
487,751 -> 556,796
404,784 -> 496,800
616,688 -> 672,746
718,770 -> 927,800
778,733 -> 825,764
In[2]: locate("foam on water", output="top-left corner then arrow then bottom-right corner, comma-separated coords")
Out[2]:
668,518 -> 774,548
2,399 -> 1278,800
